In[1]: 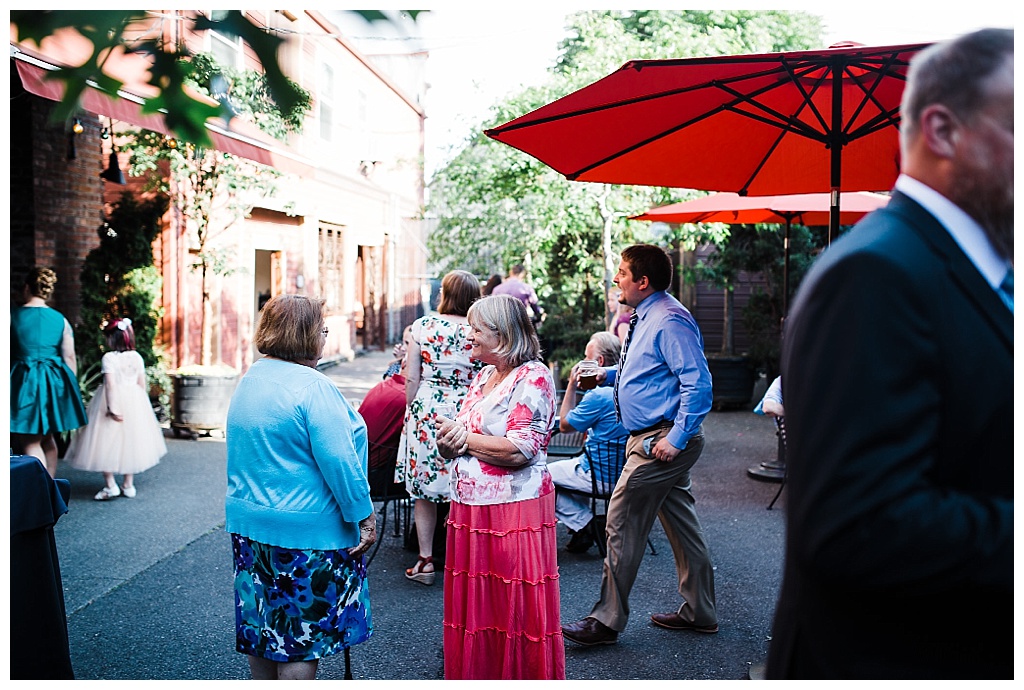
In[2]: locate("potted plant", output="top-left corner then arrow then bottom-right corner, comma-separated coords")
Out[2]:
690,224 -> 759,408
169,363 -> 239,439
737,223 -> 828,383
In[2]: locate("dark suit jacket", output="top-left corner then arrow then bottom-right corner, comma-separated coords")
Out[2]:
766,192 -> 1013,679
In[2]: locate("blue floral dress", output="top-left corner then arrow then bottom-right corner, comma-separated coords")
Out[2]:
395,315 -> 480,502
232,534 -> 372,662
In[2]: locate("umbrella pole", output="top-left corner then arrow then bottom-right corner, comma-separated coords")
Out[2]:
829,57 -> 843,245
783,219 -> 791,319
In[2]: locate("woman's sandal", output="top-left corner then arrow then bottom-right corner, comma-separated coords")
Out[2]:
405,555 -> 435,586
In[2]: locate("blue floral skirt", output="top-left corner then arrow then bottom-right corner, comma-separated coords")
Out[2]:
231,534 -> 372,662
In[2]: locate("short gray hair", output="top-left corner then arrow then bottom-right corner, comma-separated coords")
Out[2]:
589,331 -> 622,366
467,294 -> 541,367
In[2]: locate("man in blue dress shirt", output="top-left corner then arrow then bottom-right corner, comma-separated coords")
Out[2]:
562,243 -> 716,646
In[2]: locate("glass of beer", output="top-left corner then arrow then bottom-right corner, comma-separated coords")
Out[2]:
577,360 -> 599,391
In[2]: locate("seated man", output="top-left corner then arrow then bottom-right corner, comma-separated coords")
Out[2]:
358,353 -> 408,497
548,331 -> 629,553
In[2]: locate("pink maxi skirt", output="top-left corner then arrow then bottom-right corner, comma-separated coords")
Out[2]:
443,490 -> 566,680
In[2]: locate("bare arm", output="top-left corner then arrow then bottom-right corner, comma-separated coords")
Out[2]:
616,320 -> 630,343
104,371 -> 123,422
404,343 -> 422,406
559,362 -> 582,433
60,318 -> 77,374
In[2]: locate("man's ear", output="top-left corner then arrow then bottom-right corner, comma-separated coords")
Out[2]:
636,274 -> 651,291
918,103 -> 959,159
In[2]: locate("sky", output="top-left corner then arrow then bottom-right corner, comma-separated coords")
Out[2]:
369,4 -> 1015,178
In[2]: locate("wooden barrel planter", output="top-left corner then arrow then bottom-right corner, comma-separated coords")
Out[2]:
170,373 -> 238,439
707,354 -> 757,409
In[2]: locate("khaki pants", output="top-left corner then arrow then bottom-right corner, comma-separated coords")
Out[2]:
588,425 -> 717,631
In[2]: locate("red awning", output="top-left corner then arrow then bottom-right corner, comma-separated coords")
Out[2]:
12,47 -> 312,177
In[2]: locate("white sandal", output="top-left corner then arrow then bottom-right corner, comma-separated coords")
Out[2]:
121,485 -> 137,498
94,485 -> 121,501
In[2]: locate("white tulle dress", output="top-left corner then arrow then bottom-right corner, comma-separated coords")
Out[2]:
64,350 -> 167,474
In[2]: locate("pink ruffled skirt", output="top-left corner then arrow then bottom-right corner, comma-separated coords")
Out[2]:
443,490 -> 566,680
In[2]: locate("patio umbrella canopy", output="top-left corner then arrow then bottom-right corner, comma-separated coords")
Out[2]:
631,191 -> 889,225
486,41 -> 929,239
631,191 -> 890,315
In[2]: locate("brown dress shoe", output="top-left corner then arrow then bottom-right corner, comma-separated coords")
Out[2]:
650,612 -> 718,633
562,617 -> 618,646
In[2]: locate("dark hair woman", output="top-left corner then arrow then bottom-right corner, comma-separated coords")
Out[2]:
10,266 -> 88,477
482,273 -> 503,295
398,269 -> 483,585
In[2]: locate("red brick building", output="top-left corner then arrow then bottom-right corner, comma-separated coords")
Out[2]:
10,10 -> 428,374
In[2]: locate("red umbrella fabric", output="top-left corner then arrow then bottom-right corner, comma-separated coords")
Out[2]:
630,191 -> 889,225
486,41 -> 929,239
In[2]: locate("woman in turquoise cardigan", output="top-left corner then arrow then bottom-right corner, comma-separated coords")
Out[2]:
225,294 -> 376,681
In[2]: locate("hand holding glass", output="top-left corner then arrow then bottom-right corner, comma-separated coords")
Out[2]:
577,360 -> 600,391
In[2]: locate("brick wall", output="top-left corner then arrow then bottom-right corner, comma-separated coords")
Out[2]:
10,83 -> 104,326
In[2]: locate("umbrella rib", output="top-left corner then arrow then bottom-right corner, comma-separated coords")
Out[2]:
487,61 -> 813,135
567,69 -> 830,181
735,115 -> 809,195
840,56 -> 907,139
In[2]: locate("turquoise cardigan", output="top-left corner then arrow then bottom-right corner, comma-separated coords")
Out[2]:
225,357 -> 372,551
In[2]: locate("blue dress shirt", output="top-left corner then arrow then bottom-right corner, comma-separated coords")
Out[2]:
564,387 -> 629,484
605,290 -> 713,449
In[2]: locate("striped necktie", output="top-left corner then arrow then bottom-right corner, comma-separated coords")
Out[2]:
613,311 -> 638,422
998,269 -> 1013,312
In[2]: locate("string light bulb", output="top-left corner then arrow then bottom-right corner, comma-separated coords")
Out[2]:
72,118 -> 84,135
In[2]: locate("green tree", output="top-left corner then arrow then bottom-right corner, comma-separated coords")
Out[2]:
123,129 -> 279,368
114,51 -> 312,369
427,10 -> 822,366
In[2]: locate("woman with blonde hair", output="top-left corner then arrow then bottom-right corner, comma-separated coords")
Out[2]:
436,294 -> 563,679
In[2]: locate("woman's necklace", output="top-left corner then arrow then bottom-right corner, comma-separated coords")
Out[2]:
484,365 -> 514,394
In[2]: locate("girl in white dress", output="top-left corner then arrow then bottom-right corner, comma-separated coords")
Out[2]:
65,318 -> 167,500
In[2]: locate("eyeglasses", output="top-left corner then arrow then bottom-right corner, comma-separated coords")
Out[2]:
321,327 -> 329,336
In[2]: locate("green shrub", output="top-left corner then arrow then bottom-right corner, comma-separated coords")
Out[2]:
77,193 -> 169,402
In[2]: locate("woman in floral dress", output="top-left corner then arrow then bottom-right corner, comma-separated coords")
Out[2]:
435,294 -> 563,679
397,270 -> 482,585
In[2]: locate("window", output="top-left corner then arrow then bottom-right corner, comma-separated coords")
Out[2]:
318,224 -> 345,313
207,9 -> 244,69
319,63 -> 335,141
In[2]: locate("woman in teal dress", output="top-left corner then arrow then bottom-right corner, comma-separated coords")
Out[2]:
10,266 -> 88,477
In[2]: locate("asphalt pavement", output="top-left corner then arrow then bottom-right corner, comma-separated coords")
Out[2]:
50,350 -> 785,681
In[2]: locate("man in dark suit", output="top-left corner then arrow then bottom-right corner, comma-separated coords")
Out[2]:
766,28 -> 1013,679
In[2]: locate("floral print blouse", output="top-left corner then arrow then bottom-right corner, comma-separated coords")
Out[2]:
450,360 -> 556,506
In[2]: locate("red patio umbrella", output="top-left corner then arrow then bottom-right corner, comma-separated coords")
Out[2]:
630,191 -> 890,315
486,41 -> 929,241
